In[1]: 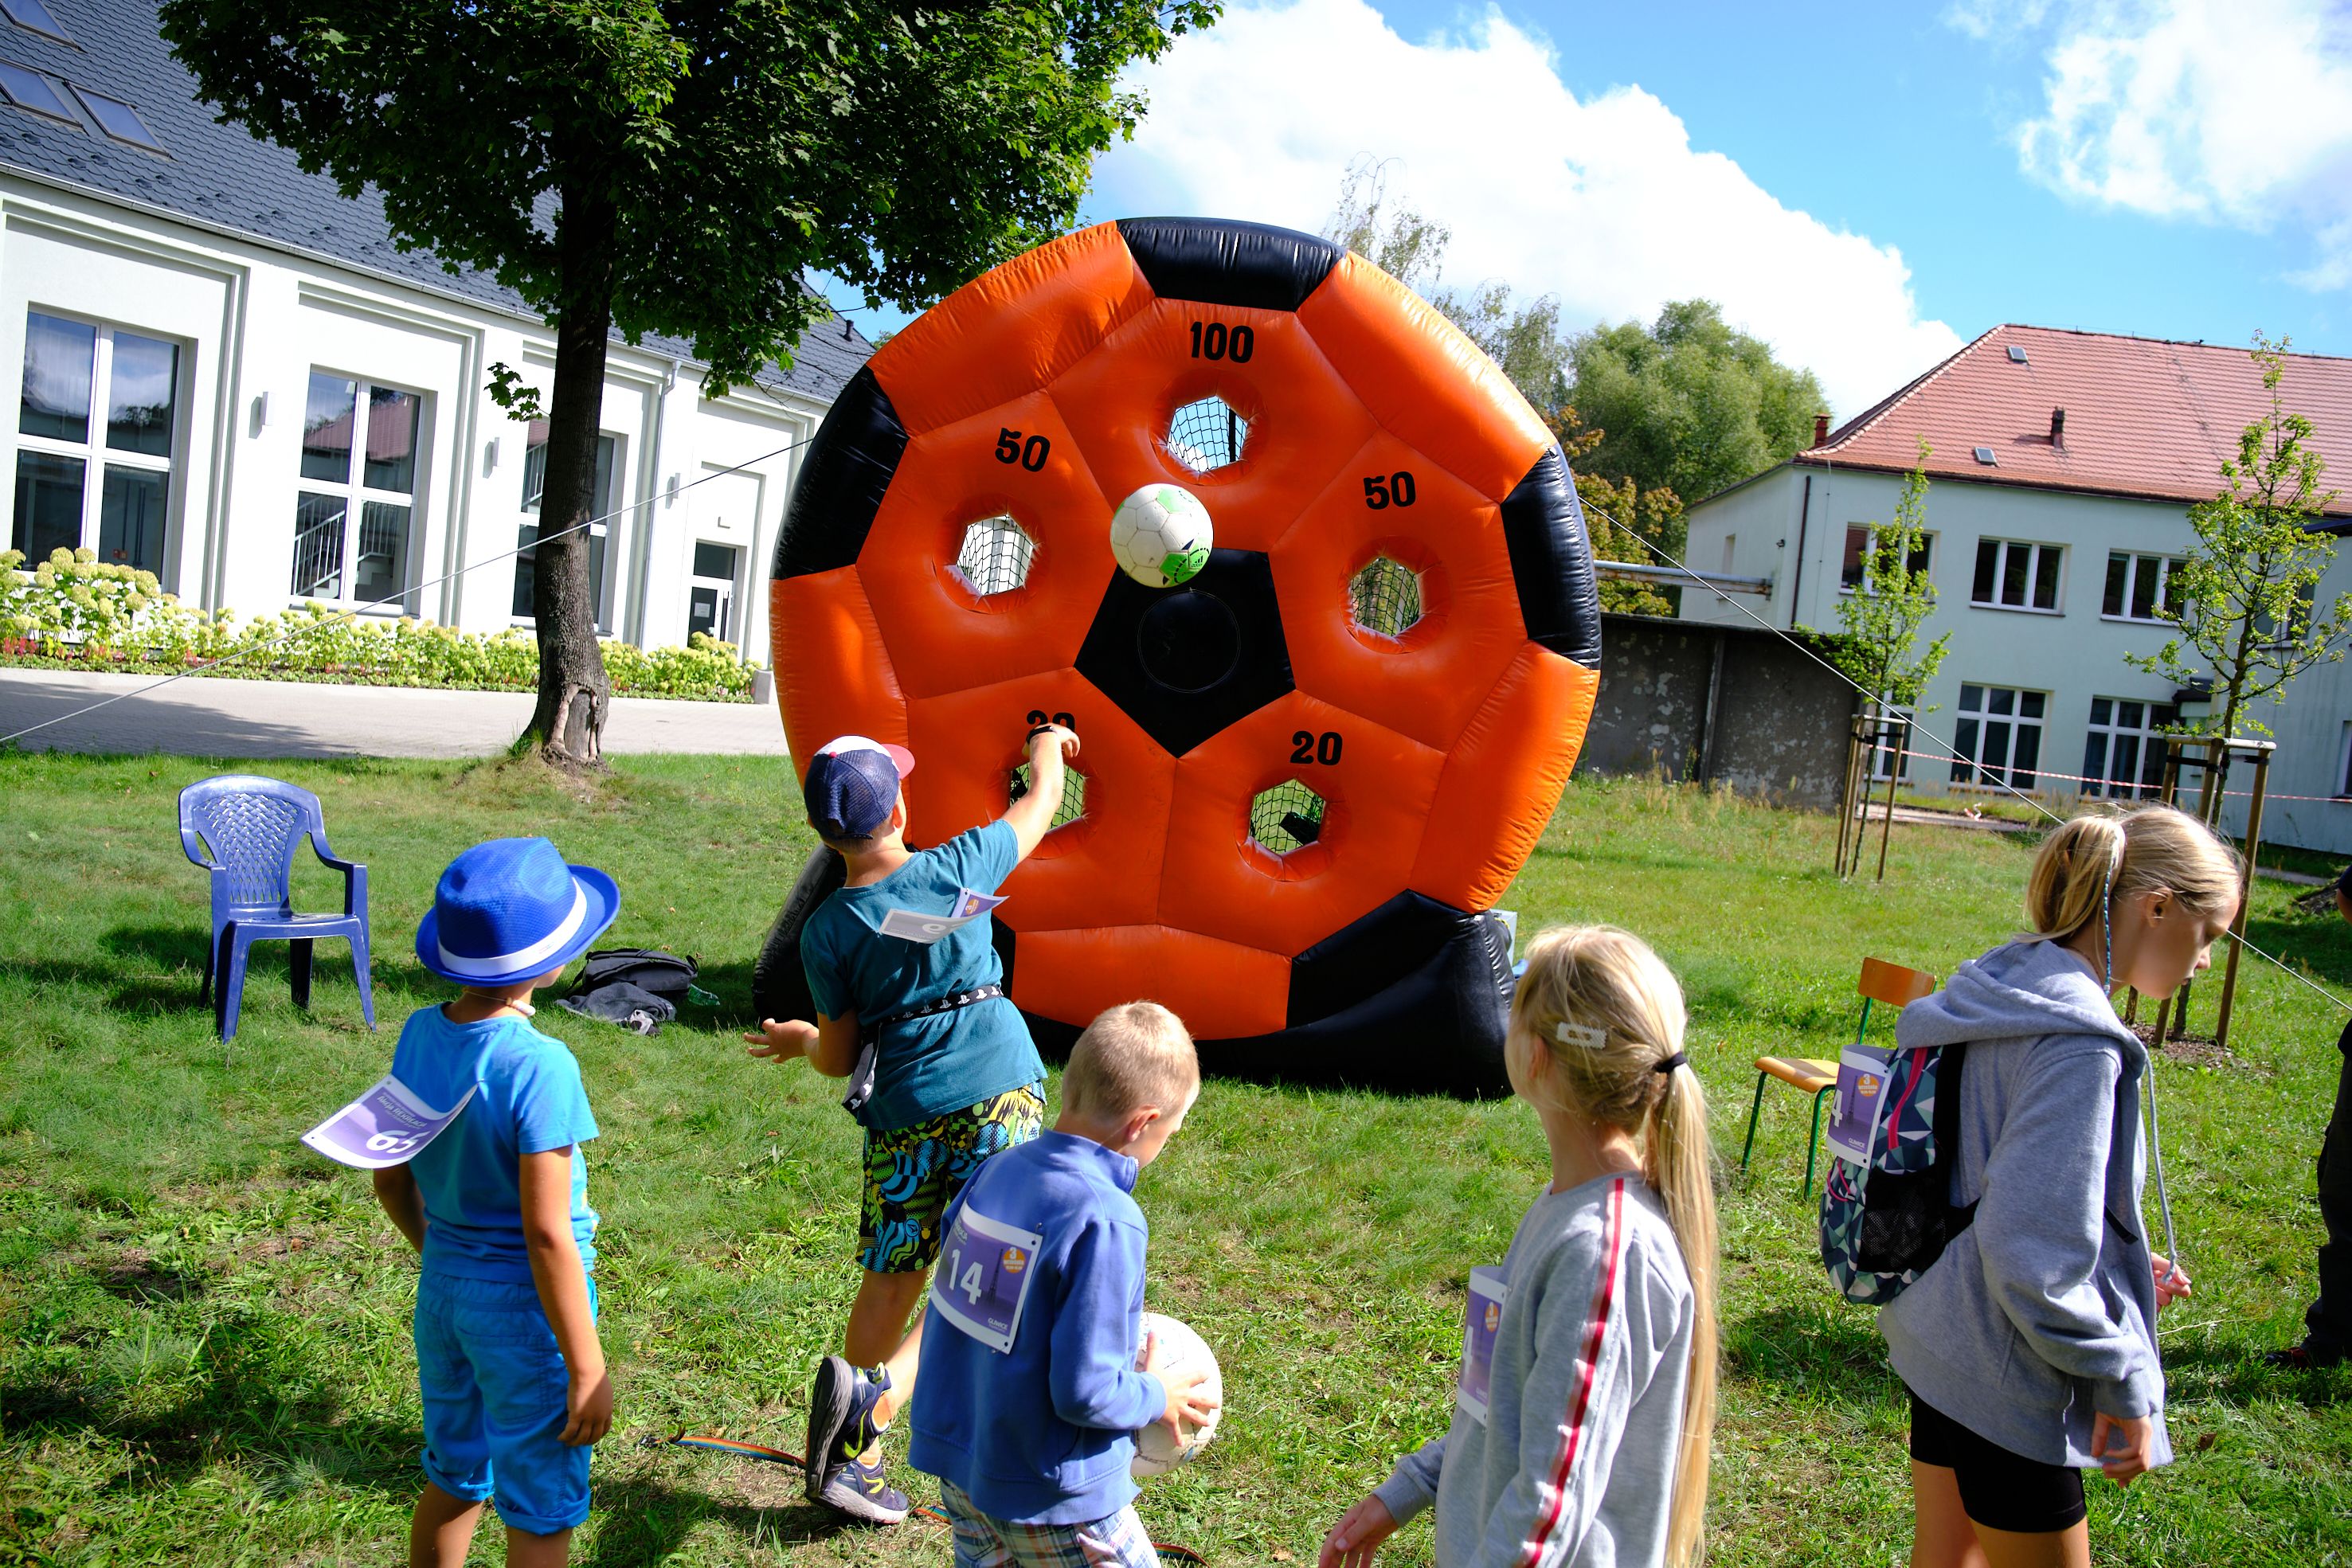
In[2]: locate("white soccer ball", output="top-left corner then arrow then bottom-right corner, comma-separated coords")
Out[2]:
1109,484 -> 1213,589
1131,1311 -> 1223,1478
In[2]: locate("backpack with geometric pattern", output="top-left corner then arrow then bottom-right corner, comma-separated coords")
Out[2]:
1818,1040 -> 1974,1306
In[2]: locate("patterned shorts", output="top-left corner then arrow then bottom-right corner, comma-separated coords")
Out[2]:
940,1480 -> 1162,1568
859,1082 -> 1045,1274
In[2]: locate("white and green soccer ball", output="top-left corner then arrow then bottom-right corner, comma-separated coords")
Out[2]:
1109,483 -> 1213,589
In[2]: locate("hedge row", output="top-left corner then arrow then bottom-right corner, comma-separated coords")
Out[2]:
0,548 -> 756,702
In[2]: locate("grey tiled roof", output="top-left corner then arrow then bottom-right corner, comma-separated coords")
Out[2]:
0,0 -> 873,404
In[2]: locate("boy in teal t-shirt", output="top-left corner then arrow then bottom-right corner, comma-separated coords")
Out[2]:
372,836 -> 620,1568
745,721 -> 1078,1523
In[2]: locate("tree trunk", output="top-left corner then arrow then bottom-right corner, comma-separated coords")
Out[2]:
525,185 -> 616,770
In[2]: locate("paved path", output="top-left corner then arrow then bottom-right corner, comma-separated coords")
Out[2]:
0,667 -> 790,758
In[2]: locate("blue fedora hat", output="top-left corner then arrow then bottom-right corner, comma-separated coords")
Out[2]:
415,837 -> 620,987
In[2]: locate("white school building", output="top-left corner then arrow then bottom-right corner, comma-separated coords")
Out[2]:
2,0 -> 870,659
1679,324 -> 2352,854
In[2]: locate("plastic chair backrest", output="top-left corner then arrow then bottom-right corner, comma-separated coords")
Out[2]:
1858,957 -> 1938,1009
178,775 -> 327,916
1854,956 -> 1937,1045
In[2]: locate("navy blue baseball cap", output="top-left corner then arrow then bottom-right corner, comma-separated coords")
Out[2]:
804,734 -> 917,840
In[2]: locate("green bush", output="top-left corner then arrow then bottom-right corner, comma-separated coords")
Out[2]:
0,547 -> 753,700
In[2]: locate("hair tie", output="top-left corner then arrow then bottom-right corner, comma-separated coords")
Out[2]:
1026,722 -> 1057,741
1653,1052 -> 1689,1074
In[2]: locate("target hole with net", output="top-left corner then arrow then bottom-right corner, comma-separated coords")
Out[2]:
1249,780 -> 1326,854
952,514 -> 1036,596
1165,396 -> 1250,475
1008,761 -> 1086,828
1348,556 -> 1424,639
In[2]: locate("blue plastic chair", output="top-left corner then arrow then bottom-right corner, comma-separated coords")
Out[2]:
178,775 -> 374,1042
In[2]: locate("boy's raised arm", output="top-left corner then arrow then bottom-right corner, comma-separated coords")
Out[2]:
1003,724 -> 1081,860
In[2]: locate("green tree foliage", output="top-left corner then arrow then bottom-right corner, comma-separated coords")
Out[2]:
1548,409 -> 1681,616
1565,301 -> 1827,510
2127,334 -> 2349,740
1830,440 -> 1950,711
161,0 -> 1215,767
1322,158 -> 1569,413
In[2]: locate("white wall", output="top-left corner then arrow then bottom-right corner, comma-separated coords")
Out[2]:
1685,462 -> 2352,854
2,175 -> 829,661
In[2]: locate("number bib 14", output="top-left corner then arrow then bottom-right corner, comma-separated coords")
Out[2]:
299,1074 -> 476,1170
929,1202 -> 1045,1354
1457,1265 -> 1509,1425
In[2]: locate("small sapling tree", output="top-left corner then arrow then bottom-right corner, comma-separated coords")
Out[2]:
2127,334 -> 2348,749
162,0 -> 1216,768
1829,441 -> 1950,877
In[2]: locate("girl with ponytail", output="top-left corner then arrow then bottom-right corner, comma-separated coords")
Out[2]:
1317,926 -> 1718,1568
1884,804 -> 2237,1567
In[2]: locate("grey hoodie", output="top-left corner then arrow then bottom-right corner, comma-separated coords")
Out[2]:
1373,1173 -> 1693,1568
1879,938 -> 2173,1471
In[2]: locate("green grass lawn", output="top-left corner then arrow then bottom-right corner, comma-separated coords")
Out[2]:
1,753 -> 2346,1566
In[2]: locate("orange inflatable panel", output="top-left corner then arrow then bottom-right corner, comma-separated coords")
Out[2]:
766,218 -> 1602,1093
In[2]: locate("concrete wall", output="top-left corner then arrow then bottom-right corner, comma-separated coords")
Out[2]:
1580,612 -> 1857,808
2,178 -> 836,661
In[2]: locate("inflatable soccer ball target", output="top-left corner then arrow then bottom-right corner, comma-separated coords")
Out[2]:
769,217 -> 1601,1093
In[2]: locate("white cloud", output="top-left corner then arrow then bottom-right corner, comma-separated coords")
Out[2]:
1968,0 -> 2352,287
1091,0 -> 1963,416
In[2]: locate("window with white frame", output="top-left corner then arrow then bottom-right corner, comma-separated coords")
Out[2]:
12,309 -> 179,575
511,422 -> 620,631
1950,682 -> 2046,788
2102,552 -> 2185,622
291,371 -> 422,612
1841,525 -> 1932,591
2081,696 -> 2180,799
1971,538 -> 2063,612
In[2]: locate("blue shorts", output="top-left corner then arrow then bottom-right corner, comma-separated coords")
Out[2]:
415,1270 -> 597,1535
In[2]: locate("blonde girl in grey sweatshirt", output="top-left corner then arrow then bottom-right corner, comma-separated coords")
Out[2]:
1318,926 -> 1719,1568
1886,804 -> 2233,1568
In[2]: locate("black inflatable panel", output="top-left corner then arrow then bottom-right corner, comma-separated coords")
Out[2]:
1198,910 -> 1515,1097
1074,549 -> 1294,758
1115,217 -> 1343,313
1286,890 -> 1482,1028
773,365 -> 908,581
1497,446 -> 1604,669
750,845 -> 847,1025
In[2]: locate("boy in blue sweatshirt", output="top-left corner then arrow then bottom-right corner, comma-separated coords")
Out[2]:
910,1002 -> 1219,1568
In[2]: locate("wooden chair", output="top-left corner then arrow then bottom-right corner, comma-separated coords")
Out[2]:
1740,956 -> 1936,1198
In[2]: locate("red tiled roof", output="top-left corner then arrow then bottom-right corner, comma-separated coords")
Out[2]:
1799,325 -> 2352,518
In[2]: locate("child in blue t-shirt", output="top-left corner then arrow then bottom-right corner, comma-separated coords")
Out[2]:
743,722 -> 1078,1523
372,837 -> 620,1568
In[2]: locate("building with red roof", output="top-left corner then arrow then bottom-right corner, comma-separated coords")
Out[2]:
1681,324 -> 2352,853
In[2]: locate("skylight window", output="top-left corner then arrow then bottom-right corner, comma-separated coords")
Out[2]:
1973,446 -> 1998,465
2006,345 -> 2029,363
0,0 -> 69,44
0,58 -> 73,122
70,86 -> 164,152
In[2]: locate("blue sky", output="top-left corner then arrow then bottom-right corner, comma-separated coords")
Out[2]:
839,0 -> 2352,416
